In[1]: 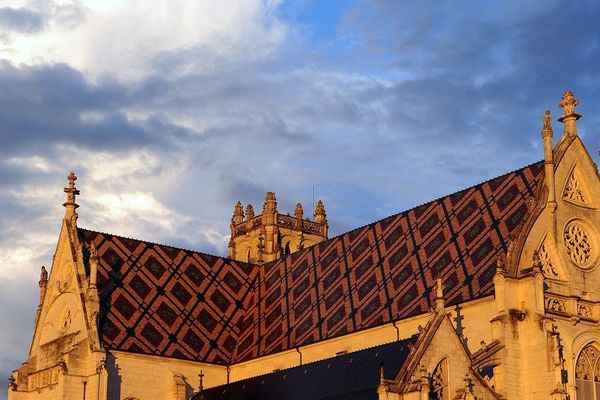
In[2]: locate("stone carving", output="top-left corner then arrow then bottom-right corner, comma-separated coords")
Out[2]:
57,268 -> 73,294
578,303 -> 593,319
538,240 -> 560,278
545,297 -> 566,313
563,171 -> 587,204
559,90 -> 579,117
564,222 -> 593,267
28,366 -> 60,391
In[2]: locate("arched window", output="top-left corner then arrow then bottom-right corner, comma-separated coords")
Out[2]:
576,344 -> 600,399
430,358 -> 449,400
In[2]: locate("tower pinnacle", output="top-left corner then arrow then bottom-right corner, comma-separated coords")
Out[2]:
542,110 -> 557,214
557,90 -> 581,138
63,172 -> 80,222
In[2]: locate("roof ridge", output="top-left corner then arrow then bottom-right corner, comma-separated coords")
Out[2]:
263,159 -> 544,267
77,227 -> 257,268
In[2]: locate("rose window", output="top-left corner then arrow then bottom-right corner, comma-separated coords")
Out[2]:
564,222 -> 593,267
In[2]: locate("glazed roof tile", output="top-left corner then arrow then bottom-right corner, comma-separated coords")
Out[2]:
78,160 -> 544,363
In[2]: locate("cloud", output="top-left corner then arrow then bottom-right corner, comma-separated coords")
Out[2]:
0,7 -> 45,33
2,2 -> 600,398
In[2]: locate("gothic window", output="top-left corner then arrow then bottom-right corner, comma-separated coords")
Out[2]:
576,344 -> 600,399
430,358 -> 449,400
564,221 -> 594,269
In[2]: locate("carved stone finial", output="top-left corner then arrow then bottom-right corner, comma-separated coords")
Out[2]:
496,255 -> 505,275
39,265 -> 48,305
379,363 -> 385,384
295,203 -> 303,219
198,370 -> 204,392
90,243 -> 98,261
263,192 -> 277,213
63,171 -> 80,222
89,243 -> 98,289
558,90 -> 581,137
559,90 -> 579,117
435,278 -> 445,311
232,201 -> 244,225
315,200 -> 326,223
542,110 -> 553,138
40,265 -> 48,282
245,204 -> 255,221
532,250 -> 542,272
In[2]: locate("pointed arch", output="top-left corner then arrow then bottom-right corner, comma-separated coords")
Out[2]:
430,357 -> 449,400
575,343 -> 600,399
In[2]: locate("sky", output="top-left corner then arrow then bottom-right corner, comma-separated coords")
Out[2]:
1,0 -> 600,396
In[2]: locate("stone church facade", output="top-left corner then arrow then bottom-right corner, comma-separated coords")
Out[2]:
8,91 -> 600,399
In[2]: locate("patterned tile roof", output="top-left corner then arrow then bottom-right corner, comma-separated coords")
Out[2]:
232,161 -> 544,362
195,336 -> 417,400
78,229 -> 258,364
79,160 -> 544,364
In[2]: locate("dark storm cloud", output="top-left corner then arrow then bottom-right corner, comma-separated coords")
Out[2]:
0,7 -> 45,33
0,61 -> 200,156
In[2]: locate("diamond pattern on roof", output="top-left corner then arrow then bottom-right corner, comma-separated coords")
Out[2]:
78,229 -> 258,363
232,161 -> 543,362
81,161 -> 543,364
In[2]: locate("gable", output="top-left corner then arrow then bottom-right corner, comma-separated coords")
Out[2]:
29,220 -> 96,372
517,136 -> 600,285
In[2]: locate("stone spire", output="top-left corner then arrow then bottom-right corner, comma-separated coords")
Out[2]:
542,110 -> 557,214
63,171 -> 80,224
558,90 -> 581,138
232,201 -> 244,225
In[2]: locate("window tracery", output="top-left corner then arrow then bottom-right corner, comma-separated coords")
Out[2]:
576,344 -> 600,399
564,171 -> 587,204
564,222 -> 593,268
430,358 -> 449,400
539,240 -> 560,278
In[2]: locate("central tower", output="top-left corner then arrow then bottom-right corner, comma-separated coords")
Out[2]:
228,192 -> 328,264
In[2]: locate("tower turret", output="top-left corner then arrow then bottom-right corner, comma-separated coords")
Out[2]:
228,192 -> 329,263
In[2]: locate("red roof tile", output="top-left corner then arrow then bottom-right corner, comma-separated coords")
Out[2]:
78,160 -> 544,363
78,229 -> 258,363
231,160 -> 544,362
